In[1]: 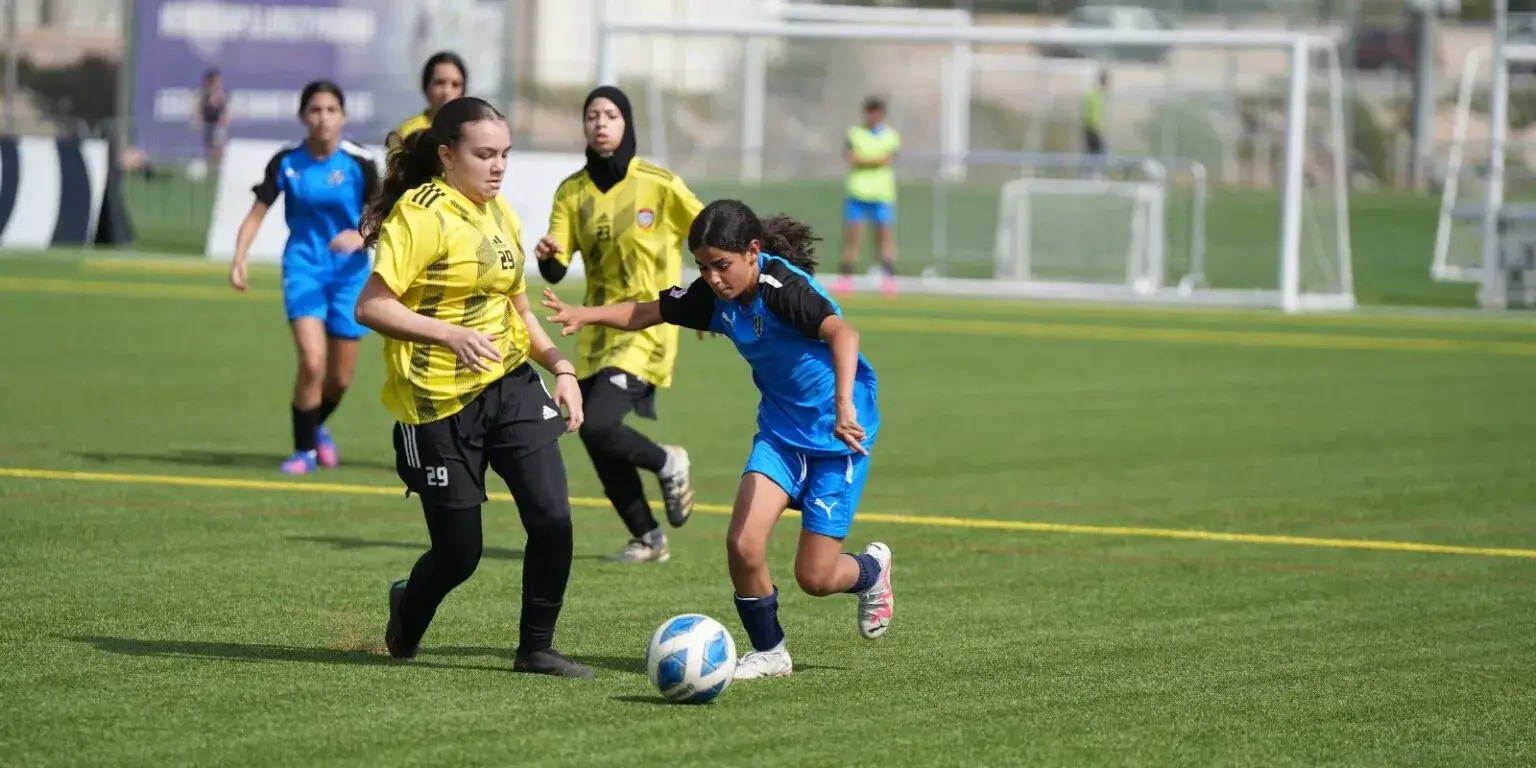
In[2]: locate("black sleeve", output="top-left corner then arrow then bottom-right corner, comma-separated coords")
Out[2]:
251,149 -> 287,206
353,150 -> 380,212
657,277 -> 717,332
538,259 -> 569,283
759,260 -> 837,339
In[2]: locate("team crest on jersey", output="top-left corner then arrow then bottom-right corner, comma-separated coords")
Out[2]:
637,208 -> 655,229
328,169 -> 346,186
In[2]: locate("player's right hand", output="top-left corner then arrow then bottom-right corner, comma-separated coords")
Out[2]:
534,236 -> 562,261
441,325 -> 502,373
228,261 -> 248,292
540,287 -> 584,337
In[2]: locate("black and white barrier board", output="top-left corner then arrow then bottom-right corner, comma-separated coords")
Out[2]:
0,137 -> 112,248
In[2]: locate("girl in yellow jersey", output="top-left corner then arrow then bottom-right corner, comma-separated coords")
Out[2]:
534,86 -> 703,565
354,97 -> 591,678
384,51 -> 467,151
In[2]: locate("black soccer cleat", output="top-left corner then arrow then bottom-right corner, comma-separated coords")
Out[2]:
512,647 -> 594,679
384,579 -> 417,661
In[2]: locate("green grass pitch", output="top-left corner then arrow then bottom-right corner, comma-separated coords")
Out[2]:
1,251 -> 1534,766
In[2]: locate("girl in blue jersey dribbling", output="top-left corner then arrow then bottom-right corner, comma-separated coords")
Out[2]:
229,80 -> 380,475
542,199 -> 893,681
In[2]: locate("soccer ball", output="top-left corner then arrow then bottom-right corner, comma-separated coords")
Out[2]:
646,614 -> 737,704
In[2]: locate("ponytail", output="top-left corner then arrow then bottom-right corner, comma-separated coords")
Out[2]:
361,130 -> 442,247
758,215 -> 819,274
688,199 -> 821,274
359,96 -> 503,248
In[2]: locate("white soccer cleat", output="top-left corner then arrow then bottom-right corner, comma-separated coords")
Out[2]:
657,445 -> 694,528
733,643 -> 793,680
857,542 -> 893,640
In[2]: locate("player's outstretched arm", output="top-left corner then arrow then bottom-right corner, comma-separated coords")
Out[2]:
541,288 -> 663,336
356,274 -> 503,373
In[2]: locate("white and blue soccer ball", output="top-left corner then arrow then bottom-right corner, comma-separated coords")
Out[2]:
646,614 -> 737,704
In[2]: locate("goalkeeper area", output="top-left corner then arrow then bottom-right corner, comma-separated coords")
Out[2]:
599,16 -> 1358,312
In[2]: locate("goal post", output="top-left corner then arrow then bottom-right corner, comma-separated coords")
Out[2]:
596,19 -> 1355,313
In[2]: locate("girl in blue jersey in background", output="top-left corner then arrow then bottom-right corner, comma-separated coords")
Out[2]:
542,199 -> 894,681
229,80 -> 381,475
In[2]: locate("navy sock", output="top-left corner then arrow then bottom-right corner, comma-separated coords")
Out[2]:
846,553 -> 880,593
733,587 -> 785,652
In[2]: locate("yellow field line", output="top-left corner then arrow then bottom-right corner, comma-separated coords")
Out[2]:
23,261 -> 1536,334
0,276 -> 279,301
81,257 -> 248,274
841,293 -> 1536,333
5,276 -> 1533,356
853,316 -> 1536,356
2,467 -> 1533,560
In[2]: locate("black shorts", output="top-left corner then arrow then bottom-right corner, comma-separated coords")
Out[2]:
1084,129 -> 1105,155
393,363 -> 568,508
579,367 -> 658,422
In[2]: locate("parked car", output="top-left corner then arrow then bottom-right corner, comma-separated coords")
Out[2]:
1037,5 -> 1175,64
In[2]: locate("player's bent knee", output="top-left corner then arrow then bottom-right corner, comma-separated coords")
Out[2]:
726,532 -> 768,572
577,420 -> 621,446
436,543 -> 482,586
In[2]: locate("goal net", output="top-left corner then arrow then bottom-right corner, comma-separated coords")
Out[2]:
993,173 -> 1167,296
595,15 -> 1354,312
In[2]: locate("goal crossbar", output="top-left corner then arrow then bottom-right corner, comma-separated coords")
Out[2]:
598,20 -> 1354,313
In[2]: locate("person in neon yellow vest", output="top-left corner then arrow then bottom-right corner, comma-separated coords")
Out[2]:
835,97 -> 901,298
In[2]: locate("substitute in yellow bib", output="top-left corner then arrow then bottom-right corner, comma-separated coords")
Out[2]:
385,51 -> 467,152
354,96 -> 592,679
534,85 -> 701,564
835,96 -> 901,298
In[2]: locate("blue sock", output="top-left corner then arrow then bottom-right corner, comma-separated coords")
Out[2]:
846,553 -> 880,593
733,587 -> 785,652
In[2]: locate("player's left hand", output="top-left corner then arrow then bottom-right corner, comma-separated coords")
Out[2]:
541,288 -> 585,336
553,373 -> 584,433
329,229 -> 365,254
833,399 -> 868,455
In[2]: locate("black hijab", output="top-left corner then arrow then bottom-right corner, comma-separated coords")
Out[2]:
583,85 -> 636,193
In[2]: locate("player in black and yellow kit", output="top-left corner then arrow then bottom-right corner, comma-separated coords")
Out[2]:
355,97 -> 592,678
385,51 -> 467,152
535,86 -> 703,564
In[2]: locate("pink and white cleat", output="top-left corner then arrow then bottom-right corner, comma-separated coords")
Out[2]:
832,274 -> 854,295
315,426 -> 339,468
856,542 -> 893,639
280,451 -> 317,475
881,275 -> 899,299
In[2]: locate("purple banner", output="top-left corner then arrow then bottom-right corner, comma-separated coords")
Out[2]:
132,0 -> 507,162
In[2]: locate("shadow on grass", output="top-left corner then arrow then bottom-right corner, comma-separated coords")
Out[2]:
291,535 -> 524,561
433,647 -> 647,676
73,449 -> 396,473
66,635 -> 505,673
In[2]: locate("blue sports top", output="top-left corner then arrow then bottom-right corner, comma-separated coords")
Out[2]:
658,253 -> 880,456
253,140 -> 379,263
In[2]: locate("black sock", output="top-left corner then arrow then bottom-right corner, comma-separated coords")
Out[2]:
840,263 -> 855,277
315,394 -> 343,426
291,404 -> 321,453
734,588 -> 785,652
880,258 -> 897,277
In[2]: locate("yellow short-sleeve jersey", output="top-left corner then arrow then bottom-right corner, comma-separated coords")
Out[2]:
546,158 -> 702,387
387,112 -> 432,151
372,178 -> 531,425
